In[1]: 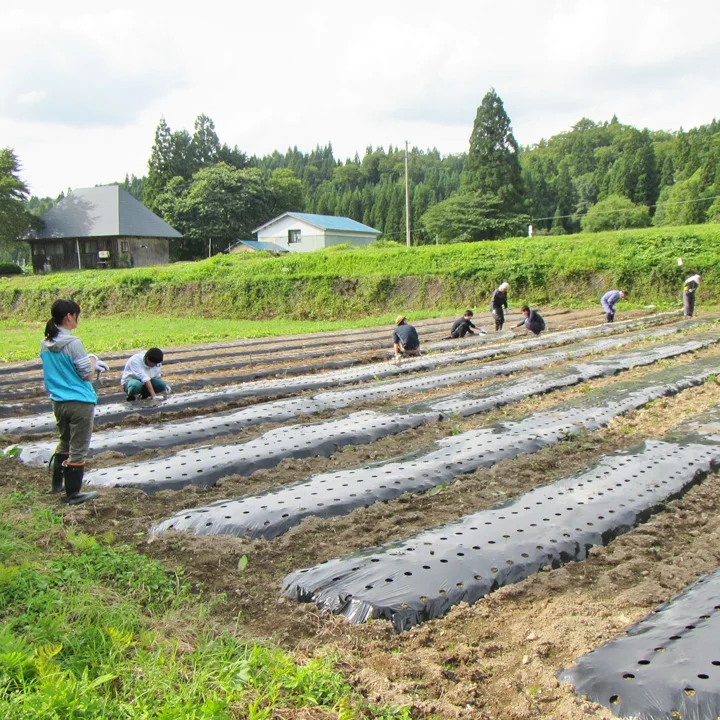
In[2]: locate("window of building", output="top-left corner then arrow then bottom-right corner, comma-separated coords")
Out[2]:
83,239 -> 98,254
44,242 -> 64,256
121,240 -> 129,252
288,229 -> 301,243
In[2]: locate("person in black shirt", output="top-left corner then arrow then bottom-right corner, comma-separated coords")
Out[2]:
449,310 -> 483,339
682,274 -> 701,317
490,282 -> 509,331
515,305 -> 546,335
393,315 -> 421,359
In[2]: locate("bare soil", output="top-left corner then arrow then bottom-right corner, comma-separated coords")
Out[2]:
2,309 -> 719,720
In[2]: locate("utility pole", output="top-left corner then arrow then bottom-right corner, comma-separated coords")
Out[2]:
405,140 -> 411,247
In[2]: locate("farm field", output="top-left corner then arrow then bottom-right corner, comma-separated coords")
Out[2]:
3,305 -> 720,720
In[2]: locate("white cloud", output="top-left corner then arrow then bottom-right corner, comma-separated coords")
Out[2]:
16,90 -> 46,105
2,0 -> 719,196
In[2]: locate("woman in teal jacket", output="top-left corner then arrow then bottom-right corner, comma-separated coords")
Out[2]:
40,299 -> 106,504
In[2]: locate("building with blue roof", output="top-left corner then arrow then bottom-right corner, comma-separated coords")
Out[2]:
252,212 -> 380,253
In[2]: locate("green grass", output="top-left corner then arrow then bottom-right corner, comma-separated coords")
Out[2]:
1,224 -> 718,322
0,486 -> 412,720
0,307 -> 467,362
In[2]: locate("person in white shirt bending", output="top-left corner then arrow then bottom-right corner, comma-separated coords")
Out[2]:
121,347 -> 170,401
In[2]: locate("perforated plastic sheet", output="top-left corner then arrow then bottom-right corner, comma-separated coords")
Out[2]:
281,404 -> 720,632
558,568 -> 720,719
0,329 -> 502,405
85,410 -> 437,491
80,338 -> 713,492
2,314 -> 687,436
0,327 -> 469,399
20,328 -> 708,464
152,354 -> 720,541
0,309 -> 579,386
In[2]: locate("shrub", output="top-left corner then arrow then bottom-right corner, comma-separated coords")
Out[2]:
581,195 -> 651,233
0,262 -> 22,276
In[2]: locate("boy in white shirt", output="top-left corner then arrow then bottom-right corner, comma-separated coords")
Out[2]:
121,347 -> 170,401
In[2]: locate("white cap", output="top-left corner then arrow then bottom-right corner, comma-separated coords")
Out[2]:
499,282 -> 510,291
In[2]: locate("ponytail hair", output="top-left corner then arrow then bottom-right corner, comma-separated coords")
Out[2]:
45,299 -> 82,341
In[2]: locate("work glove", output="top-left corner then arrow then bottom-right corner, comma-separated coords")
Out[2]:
88,354 -> 109,372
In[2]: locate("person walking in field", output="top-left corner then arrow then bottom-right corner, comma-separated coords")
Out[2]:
449,310 -> 485,339
600,289 -> 628,323
41,299 -> 107,505
490,282 -> 510,331
393,316 -> 421,359
682,273 -> 701,317
514,305 -> 546,335
121,347 -> 170,401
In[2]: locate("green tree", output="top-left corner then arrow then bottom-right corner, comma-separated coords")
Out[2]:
266,168 -> 304,216
191,114 -> 221,167
421,193 -> 529,243
580,194 -> 651,232
162,164 -> 270,259
461,88 -> 523,210
653,169 -> 710,226
0,149 -> 38,257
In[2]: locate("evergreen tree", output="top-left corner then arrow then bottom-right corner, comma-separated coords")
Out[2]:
192,114 -> 221,167
144,117 -> 175,211
0,148 -> 38,252
461,88 -> 523,210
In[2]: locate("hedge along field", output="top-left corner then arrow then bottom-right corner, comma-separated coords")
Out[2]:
1,225 -> 718,321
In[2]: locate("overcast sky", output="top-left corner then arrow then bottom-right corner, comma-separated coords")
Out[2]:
2,0 -> 718,197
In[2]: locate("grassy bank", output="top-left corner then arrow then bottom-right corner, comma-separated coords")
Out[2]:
1,225 -> 717,321
0,484 -> 410,719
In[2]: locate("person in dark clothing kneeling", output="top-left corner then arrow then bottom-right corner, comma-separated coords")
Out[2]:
515,305 -> 546,335
449,310 -> 485,339
393,315 -> 421,359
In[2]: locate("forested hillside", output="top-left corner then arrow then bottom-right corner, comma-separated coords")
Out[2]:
19,91 -> 720,262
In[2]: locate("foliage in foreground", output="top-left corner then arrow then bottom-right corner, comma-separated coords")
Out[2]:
0,488 -> 411,720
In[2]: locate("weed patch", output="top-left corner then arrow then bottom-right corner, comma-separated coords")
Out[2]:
0,488 -> 410,719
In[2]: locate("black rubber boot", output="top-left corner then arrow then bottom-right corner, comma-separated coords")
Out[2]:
49,451 -> 69,493
63,464 -> 98,505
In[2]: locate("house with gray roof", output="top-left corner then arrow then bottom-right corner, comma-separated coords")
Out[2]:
252,212 -> 380,253
29,185 -> 182,272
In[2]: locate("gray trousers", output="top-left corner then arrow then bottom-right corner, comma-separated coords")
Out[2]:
683,291 -> 695,317
52,401 -> 95,464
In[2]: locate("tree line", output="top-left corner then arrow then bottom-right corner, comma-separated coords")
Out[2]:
4,89 -> 719,264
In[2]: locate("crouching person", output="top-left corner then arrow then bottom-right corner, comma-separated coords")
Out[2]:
515,305 -> 546,335
121,347 -> 169,400
450,310 -> 485,339
393,315 -> 421,359
600,289 -> 628,323
40,299 -> 102,505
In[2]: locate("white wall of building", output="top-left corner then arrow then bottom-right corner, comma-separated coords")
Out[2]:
256,215 -> 377,253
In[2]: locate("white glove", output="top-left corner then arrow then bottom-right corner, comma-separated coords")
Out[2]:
87,354 -> 109,372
